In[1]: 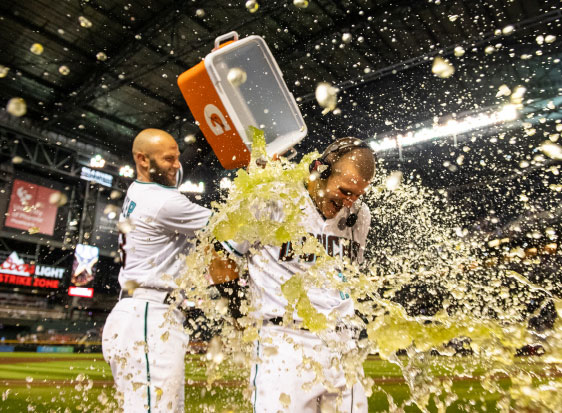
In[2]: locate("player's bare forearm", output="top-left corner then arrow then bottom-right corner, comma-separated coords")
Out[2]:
209,252 -> 239,284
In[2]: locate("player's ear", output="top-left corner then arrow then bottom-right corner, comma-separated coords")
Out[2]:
135,152 -> 149,168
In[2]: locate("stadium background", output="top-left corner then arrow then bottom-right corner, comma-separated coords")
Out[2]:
0,0 -> 560,411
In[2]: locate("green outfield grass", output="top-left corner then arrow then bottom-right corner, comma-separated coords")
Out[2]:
0,352 -> 558,412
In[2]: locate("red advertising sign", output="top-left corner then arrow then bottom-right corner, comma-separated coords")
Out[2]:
68,287 -> 94,298
0,252 -> 64,289
4,179 -> 60,236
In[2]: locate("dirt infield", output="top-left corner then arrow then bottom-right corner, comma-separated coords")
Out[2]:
0,356 -> 100,364
0,378 -> 245,388
3,371 -> 561,389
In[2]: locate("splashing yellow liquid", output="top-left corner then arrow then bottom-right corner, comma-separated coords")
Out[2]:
175,127 -> 562,412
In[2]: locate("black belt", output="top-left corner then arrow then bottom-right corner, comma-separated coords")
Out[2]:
119,288 -> 198,315
266,317 -> 309,331
267,317 -> 362,335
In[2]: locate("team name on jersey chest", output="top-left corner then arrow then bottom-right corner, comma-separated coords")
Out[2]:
278,233 -> 360,263
121,196 -> 137,218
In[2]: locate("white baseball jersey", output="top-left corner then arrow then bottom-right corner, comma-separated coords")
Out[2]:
118,180 -> 211,290
224,182 -> 371,322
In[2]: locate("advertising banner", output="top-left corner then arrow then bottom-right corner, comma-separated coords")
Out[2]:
91,201 -> 119,250
69,244 -> 99,298
0,251 -> 66,289
4,179 -> 60,236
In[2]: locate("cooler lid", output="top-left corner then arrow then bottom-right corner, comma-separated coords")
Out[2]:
205,33 -> 307,157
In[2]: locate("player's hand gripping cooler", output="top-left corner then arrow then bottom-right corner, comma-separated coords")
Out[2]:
177,31 -> 307,169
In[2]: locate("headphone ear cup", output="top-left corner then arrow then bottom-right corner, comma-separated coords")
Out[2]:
319,164 -> 331,180
310,160 -> 331,180
309,160 -> 318,173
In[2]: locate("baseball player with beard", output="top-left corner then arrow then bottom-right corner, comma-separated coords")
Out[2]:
102,128 -> 235,412
222,138 -> 376,413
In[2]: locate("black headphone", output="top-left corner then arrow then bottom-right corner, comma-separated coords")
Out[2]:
310,138 -> 372,228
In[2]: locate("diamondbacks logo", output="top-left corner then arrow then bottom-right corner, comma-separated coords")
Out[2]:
278,233 -> 360,263
16,186 -> 33,206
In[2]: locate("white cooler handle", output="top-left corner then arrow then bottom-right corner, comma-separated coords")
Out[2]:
214,32 -> 239,51
284,148 -> 298,161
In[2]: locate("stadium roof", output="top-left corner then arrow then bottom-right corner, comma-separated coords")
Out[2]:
0,0 -> 560,191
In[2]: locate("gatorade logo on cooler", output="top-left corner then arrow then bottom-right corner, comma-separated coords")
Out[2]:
204,104 -> 231,135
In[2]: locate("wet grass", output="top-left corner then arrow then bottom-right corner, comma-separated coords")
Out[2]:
0,353 -> 559,412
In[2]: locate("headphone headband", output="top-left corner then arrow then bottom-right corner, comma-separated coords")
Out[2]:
309,137 -> 373,180
320,137 -> 371,163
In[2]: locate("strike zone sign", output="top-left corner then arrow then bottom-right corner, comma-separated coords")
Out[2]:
0,251 -> 66,290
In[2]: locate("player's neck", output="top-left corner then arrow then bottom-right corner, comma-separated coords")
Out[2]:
136,168 -> 151,183
305,179 -> 327,221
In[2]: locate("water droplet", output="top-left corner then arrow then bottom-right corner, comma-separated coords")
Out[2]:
315,82 -> 338,114
536,35 -> 544,45
96,52 -> 107,61
117,218 -> 135,234
502,25 -> 514,35
279,393 -> 291,408
0,65 -> 9,78
448,15 -> 459,22
78,16 -> 93,28
385,171 -> 403,191
110,190 -> 122,200
59,65 -> 70,75
545,34 -> 556,44
245,0 -> 259,13
293,0 -> 309,8
30,43 -> 44,55
539,141 -> 562,160
453,46 -> 465,57
6,97 -> 27,117
195,9 -> 205,17
123,280 -> 139,295
183,134 -> 196,144
49,191 -> 68,206
341,33 -> 352,44
496,84 -> 511,97
431,57 -> 455,78
227,67 -> 247,86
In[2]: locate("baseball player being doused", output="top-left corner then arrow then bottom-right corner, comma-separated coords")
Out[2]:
218,138 -> 376,413
102,128 -> 237,412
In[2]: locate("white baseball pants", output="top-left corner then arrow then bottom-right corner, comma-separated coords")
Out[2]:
250,324 -> 368,413
102,297 -> 189,412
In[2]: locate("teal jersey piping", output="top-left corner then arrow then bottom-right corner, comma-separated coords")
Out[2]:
134,180 -> 176,189
144,302 -> 152,412
224,240 -> 244,257
252,330 -> 261,413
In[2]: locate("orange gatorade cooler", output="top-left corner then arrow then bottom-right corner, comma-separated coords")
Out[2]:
177,32 -> 307,169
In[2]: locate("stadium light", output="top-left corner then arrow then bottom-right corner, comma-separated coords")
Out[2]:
370,104 -> 519,152
219,177 -> 232,190
119,165 -> 135,178
89,154 -> 105,168
178,180 -> 205,193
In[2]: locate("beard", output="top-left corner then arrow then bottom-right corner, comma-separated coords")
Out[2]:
149,158 -> 175,187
